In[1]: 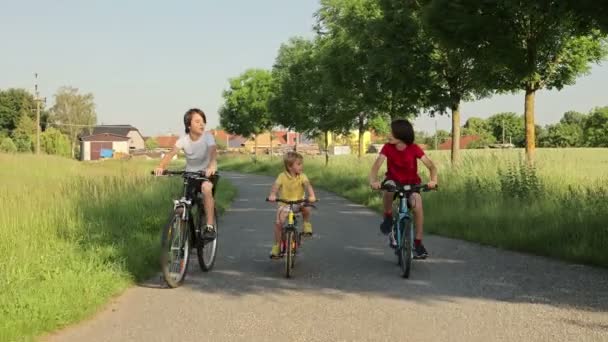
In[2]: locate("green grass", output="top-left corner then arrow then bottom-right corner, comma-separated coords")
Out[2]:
0,154 -> 237,342
219,148 -> 608,268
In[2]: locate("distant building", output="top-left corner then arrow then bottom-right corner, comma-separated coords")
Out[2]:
80,133 -> 129,161
92,125 -> 145,151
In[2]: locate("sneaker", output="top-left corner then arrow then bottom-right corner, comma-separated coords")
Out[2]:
302,222 -> 313,236
202,224 -> 217,240
380,216 -> 392,235
388,231 -> 397,249
414,243 -> 428,259
269,244 -> 281,259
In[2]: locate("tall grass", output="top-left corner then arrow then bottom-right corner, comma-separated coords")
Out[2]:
219,148 -> 608,267
0,154 -> 236,342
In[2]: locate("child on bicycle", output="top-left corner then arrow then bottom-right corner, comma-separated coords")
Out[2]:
368,119 -> 437,259
267,151 -> 317,258
154,108 -> 218,240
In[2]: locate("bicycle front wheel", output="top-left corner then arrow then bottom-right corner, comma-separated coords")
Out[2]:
197,208 -> 218,272
398,219 -> 413,278
160,209 -> 190,288
284,231 -> 296,278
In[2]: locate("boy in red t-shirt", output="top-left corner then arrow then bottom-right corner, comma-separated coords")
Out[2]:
369,119 -> 438,258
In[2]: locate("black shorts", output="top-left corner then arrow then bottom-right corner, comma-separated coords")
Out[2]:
188,174 -> 220,201
382,179 -> 420,207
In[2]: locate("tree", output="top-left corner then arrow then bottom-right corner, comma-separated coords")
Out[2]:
270,36 -> 354,165
0,137 -> 17,153
487,112 -> 525,146
219,69 -> 274,160
50,87 -> 97,158
145,137 -> 159,150
560,110 -> 587,126
540,123 -> 583,147
583,106 -> 608,147
0,88 -> 38,135
428,0 -> 607,162
12,114 -> 37,152
40,127 -> 71,157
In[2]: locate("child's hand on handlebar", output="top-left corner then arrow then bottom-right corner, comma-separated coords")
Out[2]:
427,181 -> 438,189
154,167 -> 164,176
370,181 -> 381,190
267,194 -> 277,202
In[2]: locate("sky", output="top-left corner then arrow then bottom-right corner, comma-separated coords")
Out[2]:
1,0 -> 607,136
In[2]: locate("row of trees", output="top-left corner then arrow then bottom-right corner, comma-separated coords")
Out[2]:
219,0 -> 608,164
0,87 -> 97,158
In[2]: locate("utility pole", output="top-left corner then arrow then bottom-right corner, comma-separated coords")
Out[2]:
34,73 -> 46,155
502,118 -> 505,144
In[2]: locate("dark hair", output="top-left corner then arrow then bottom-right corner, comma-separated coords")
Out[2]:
183,108 -> 207,133
391,119 -> 415,144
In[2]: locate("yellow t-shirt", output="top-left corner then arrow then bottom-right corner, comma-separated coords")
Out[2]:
275,171 -> 309,203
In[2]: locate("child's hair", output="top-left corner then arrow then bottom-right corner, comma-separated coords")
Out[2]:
183,108 -> 207,133
283,151 -> 303,171
391,119 -> 415,144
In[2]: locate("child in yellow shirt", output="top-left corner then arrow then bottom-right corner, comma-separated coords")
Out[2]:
267,151 -> 317,258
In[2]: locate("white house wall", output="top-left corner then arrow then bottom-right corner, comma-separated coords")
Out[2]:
113,141 -> 129,154
82,141 -> 91,161
127,130 -> 145,150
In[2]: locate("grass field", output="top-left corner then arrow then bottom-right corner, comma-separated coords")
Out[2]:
0,154 -> 236,342
219,148 -> 608,268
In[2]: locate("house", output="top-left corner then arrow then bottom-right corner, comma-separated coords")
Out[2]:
80,133 -> 130,161
438,135 -> 481,150
92,125 -> 145,151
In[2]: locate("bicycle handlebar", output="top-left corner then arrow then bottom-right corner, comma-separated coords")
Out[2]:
380,181 -> 437,193
150,170 -> 218,179
266,198 -> 318,206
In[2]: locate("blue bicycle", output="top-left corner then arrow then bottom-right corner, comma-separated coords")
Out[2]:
381,180 -> 435,278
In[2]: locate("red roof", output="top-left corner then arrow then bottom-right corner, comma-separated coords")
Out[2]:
155,135 -> 179,149
439,135 -> 481,150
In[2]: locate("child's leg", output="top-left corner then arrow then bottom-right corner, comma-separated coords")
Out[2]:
380,191 -> 394,234
409,193 -> 424,240
274,207 -> 287,245
301,205 -> 313,234
201,181 -> 215,226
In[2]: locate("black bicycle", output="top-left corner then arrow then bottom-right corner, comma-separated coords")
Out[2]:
153,170 -> 219,288
381,180 -> 435,278
266,198 -> 316,278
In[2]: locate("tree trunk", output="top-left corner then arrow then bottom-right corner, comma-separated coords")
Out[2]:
71,136 -> 76,159
253,134 -> 258,163
524,86 -> 536,164
450,101 -> 461,165
324,130 -> 329,166
358,114 -> 365,158
294,131 -> 298,152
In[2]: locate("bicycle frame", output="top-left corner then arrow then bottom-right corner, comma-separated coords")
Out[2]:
393,193 -> 412,250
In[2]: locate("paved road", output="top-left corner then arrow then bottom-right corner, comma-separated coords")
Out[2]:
46,172 -> 608,342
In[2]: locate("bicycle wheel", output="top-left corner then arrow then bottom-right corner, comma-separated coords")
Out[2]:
197,208 -> 218,272
398,218 -> 413,278
160,209 -> 190,288
284,231 -> 295,278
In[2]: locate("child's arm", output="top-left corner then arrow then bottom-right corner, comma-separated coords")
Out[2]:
368,154 -> 386,189
421,155 -> 438,188
205,145 -> 218,177
305,181 -> 316,202
154,146 -> 179,176
268,179 -> 281,202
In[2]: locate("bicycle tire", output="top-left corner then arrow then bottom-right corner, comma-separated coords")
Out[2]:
284,231 -> 295,278
197,208 -> 218,272
399,218 -> 413,278
160,210 -> 190,288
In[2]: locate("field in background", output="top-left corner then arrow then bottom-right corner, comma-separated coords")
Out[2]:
220,148 -> 608,268
0,154 -> 236,341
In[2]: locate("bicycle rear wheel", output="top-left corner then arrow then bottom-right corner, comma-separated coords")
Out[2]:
197,208 -> 218,272
284,231 -> 296,278
160,209 -> 190,288
398,219 -> 413,278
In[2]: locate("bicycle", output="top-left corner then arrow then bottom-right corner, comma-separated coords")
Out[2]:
152,170 -> 219,288
381,180 -> 435,278
266,198 -> 316,278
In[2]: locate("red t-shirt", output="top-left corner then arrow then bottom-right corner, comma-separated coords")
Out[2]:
380,143 -> 425,184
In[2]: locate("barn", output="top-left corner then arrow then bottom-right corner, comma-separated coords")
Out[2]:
80,133 -> 130,161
